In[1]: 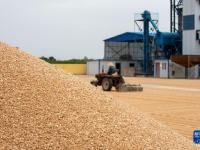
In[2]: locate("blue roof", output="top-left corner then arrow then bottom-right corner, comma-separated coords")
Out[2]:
104,32 -> 155,42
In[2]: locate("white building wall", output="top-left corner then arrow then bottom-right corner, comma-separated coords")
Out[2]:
120,62 -> 135,77
87,61 -> 99,75
87,60 -> 135,76
154,60 -> 187,78
183,0 -> 200,55
169,62 -> 186,79
188,65 -> 199,79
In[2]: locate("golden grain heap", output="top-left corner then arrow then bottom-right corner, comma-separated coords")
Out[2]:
0,42 -> 199,150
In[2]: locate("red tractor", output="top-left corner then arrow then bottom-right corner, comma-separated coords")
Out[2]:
91,73 -> 143,92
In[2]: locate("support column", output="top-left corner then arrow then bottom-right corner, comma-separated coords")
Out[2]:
143,14 -> 149,74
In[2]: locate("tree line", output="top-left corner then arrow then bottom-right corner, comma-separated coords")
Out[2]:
40,56 -> 94,64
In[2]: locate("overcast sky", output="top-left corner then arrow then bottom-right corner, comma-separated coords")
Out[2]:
0,0 -> 170,60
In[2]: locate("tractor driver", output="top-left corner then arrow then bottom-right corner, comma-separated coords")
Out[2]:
107,62 -> 118,76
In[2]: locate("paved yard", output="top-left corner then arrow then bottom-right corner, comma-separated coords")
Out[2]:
78,75 -> 200,140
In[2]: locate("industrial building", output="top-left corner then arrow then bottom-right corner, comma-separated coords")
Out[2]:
104,32 -> 156,75
87,32 -> 156,76
160,0 -> 200,78
183,0 -> 200,55
87,0 -> 200,79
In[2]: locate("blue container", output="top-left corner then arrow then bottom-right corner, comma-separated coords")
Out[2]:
193,130 -> 200,144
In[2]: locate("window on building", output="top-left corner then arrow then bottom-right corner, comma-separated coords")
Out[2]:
183,15 -> 195,30
196,30 -> 200,40
172,70 -> 175,76
129,63 -> 135,67
162,63 -> 167,70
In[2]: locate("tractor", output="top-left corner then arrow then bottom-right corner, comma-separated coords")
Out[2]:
91,73 -> 143,92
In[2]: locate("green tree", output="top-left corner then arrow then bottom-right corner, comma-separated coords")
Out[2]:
49,56 -> 56,62
40,56 -> 48,62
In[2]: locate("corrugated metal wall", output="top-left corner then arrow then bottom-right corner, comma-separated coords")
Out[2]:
104,41 -> 144,60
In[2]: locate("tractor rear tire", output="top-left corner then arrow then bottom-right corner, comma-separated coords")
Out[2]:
102,78 -> 113,91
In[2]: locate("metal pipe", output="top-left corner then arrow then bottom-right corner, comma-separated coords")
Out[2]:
170,0 -> 173,32
142,11 -> 151,74
173,0 -> 176,32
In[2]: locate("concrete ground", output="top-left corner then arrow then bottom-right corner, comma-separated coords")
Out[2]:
78,75 -> 200,141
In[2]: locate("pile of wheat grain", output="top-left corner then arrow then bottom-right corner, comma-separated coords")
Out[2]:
0,42 -> 198,149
